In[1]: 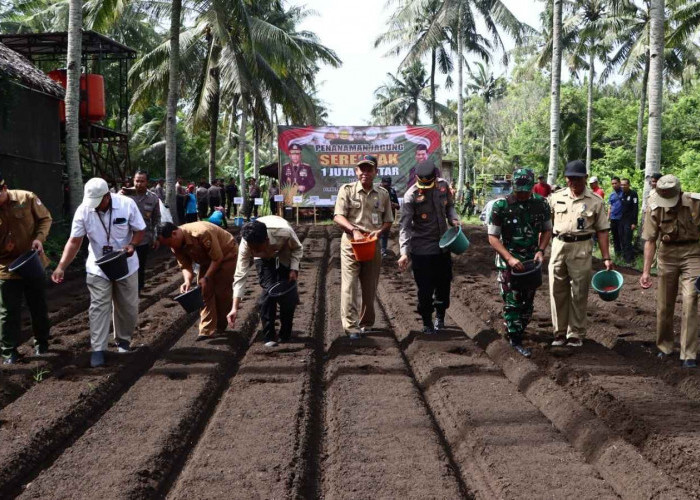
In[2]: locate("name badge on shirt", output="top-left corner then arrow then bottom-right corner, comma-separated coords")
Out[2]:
102,245 -> 114,256
371,213 -> 379,225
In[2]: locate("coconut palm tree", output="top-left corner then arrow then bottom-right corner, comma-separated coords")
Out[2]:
466,61 -> 506,157
371,61 -> 455,125
410,0 -> 529,198
65,0 -> 84,213
602,0 -> 700,204
164,0 -> 181,221
547,0 -> 563,186
375,0 -> 454,124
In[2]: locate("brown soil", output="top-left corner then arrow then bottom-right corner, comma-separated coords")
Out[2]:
2,224 -> 700,498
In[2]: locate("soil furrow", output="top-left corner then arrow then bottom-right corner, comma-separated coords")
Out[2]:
447,226 -> 691,497
167,229 -> 327,500
16,285 -> 263,499
0,266 -> 183,411
320,237 -> 463,499
377,263 -> 620,499
0,294 -> 199,497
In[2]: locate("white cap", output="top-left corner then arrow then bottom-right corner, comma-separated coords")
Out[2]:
589,176 -> 599,184
82,177 -> 110,209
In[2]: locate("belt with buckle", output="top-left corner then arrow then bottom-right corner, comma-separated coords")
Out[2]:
663,239 -> 697,245
556,234 -> 592,243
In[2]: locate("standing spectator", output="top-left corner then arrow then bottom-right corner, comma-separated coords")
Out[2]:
549,160 -> 612,347
52,178 -> 146,368
226,177 -> 239,218
122,170 -> 161,292
208,179 -> 224,216
196,181 -> 209,220
184,184 -> 199,223
619,178 -> 639,263
228,217 -> 303,347
589,176 -> 605,199
268,180 -> 280,215
175,177 -> 186,224
650,172 -> 662,193
379,176 -> 399,258
0,174 -> 53,364
463,181 -> 475,215
153,178 -> 165,202
640,175 -> 700,368
608,177 -> 624,257
157,221 -> 238,340
488,168 -> 552,357
532,174 -> 552,198
248,178 -> 261,219
333,155 -> 393,339
398,161 -> 460,334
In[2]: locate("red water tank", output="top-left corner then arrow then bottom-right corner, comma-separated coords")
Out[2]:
46,70 -> 106,123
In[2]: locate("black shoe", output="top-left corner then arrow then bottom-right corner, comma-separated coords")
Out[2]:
2,353 -> 19,365
513,344 -> 532,358
683,359 -> 697,368
34,345 -> 48,356
116,339 -> 131,353
434,317 -> 445,331
657,351 -> 671,359
422,322 -> 436,335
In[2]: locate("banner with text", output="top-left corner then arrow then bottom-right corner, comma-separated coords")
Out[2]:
278,125 -> 441,206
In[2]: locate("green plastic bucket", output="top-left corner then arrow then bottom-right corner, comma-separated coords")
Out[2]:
591,270 -> 624,302
439,226 -> 469,254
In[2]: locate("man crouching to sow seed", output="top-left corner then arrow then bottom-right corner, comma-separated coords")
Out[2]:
398,160 -> 460,334
227,216 -> 303,348
157,221 -> 238,341
487,168 -> 552,358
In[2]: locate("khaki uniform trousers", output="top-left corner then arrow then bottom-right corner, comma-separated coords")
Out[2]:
199,258 -> 237,336
656,243 -> 700,360
548,238 -> 593,339
86,272 -> 139,352
340,238 -> 381,333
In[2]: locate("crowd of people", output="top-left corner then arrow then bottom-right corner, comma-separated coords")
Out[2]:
0,159 -> 697,371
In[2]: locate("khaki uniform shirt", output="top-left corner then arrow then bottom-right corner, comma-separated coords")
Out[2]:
549,187 -> 609,236
333,181 -> 394,243
0,190 -> 52,279
399,179 -> 458,255
124,189 -> 161,245
642,192 -> 700,244
173,221 -> 238,272
232,215 -> 303,298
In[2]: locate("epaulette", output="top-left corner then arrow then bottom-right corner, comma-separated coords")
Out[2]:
377,185 -> 389,194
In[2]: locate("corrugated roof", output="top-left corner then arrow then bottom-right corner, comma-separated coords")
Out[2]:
0,41 -> 64,98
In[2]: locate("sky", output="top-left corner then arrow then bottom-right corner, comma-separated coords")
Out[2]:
296,0 -> 544,126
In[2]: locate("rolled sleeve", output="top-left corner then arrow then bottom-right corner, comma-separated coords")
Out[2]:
487,202 -> 503,236
287,228 -> 303,271
232,240 -> 253,298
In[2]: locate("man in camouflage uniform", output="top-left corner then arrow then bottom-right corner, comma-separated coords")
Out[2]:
488,169 -> 552,357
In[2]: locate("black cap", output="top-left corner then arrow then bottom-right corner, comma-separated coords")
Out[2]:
564,160 -> 587,178
381,176 -> 392,185
357,154 -> 378,168
289,143 -> 302,152
416,160 -> 436,179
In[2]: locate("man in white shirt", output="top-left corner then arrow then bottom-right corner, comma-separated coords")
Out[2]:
227,216 -> 303,347
52,178 -> 146,367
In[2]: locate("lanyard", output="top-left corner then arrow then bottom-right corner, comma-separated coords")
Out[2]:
97,207 -> 113,246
